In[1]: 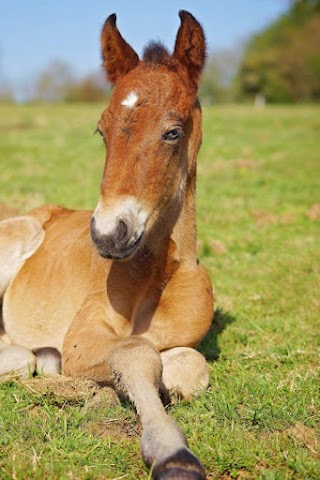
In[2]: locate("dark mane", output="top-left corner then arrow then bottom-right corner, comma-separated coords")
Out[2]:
142,41 -> 170,65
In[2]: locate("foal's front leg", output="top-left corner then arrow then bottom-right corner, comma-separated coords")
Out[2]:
160,346 -> 209,402
62,295 -> 206,480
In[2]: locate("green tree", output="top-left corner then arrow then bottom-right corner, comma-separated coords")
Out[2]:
236,0 -> 320,103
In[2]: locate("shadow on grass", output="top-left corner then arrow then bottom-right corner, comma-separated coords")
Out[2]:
197,308 -> 236,361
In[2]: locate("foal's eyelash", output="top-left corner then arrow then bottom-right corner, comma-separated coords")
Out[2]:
94,127 -> 102,136
94,128 -> 106,145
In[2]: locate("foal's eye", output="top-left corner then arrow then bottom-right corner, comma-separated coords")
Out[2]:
162,128 -> 184,144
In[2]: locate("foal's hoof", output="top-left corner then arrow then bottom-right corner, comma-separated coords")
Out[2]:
0,345 -> 36,377
153,449 -> 206,480
34,347 -> 61,374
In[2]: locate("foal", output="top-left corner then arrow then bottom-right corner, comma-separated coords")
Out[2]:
0,11 -> 213,479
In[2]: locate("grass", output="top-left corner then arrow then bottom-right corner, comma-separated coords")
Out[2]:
0,103 -> 319,479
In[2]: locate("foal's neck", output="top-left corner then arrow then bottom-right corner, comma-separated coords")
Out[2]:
171,179 -> 197,265
149,178 -> 197,268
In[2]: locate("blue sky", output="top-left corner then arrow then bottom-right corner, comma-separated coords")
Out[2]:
0,1 -> 289,86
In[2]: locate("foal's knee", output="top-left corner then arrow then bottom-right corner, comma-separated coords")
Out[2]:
160,347 -> 209,402
63,334 -> 162,389
109,336 -> 163,390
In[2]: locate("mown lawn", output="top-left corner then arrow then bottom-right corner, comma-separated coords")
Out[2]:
0,103 -> 319,479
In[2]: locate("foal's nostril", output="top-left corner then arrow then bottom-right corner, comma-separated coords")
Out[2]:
90,216 -> 97,240
90,211 -> 142,259
117,219 -> 128,242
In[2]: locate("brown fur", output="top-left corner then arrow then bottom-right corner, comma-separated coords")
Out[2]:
0,11 -> 213,479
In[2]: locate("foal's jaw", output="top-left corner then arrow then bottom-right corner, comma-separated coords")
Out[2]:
90,197 -> 148,260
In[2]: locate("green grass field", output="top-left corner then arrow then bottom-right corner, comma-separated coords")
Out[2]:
0,103 -> 319,479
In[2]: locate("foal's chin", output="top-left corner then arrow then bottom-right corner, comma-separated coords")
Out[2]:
96,234 -> 143,261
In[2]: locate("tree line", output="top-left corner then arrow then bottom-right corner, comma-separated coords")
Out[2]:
201,0 -> 320,104
1,0 -> 319,104
236,0 -> 320,103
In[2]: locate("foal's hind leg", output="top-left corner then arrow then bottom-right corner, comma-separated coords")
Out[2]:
0,214 -> 45,376
0,317 -> 36,376
0,214 -> 45,297
0,305 -> 36,377
161,347 -> 209,402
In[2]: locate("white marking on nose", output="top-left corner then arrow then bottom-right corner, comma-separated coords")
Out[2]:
93,196 -> 148,239
121,91 -> 139,108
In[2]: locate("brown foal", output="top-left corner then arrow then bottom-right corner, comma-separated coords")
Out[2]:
0,11 -> 214,479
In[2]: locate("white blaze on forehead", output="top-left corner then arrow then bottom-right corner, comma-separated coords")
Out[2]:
121,90 -> 139,108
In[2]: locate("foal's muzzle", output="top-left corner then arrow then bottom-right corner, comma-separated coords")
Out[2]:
91,197 -> 148,260
90,216 -> 143,260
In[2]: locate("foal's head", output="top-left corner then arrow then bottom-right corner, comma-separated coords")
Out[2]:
91,11 -> 206,260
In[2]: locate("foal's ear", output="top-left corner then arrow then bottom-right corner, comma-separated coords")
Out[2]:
173,11 -> 206,89
101,14 -> 139,85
